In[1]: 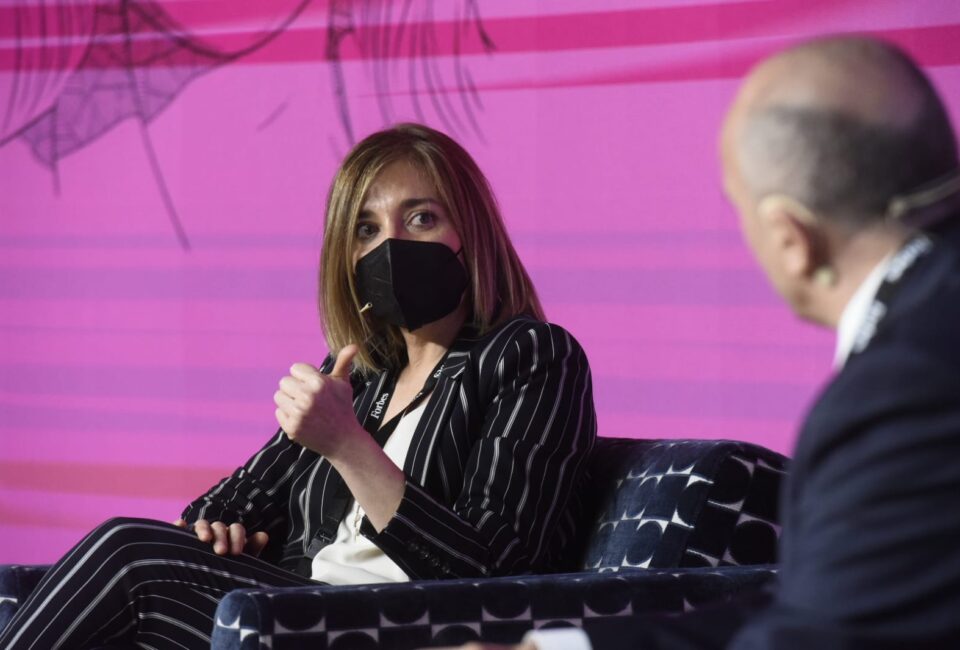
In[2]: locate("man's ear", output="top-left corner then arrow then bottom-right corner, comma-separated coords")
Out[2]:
756,194 -> 825,280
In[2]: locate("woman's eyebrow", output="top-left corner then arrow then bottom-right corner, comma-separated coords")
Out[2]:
398,197 -> 440,210
359,197 -> 440,218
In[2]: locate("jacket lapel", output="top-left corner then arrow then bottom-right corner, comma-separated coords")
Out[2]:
402,327 -> 478,492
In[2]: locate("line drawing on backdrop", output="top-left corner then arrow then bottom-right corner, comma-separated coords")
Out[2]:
1,0 -> 494,249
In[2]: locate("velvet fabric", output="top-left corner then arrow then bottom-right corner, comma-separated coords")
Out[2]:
0,437 -> 788,649
581,438 -> 786,571
210,565 -> 778,650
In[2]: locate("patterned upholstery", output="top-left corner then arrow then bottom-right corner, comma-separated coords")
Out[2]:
0,437 -> 789,649
210,565 -> 778,650
581,439 -> 786,571
0,565 -> 48,634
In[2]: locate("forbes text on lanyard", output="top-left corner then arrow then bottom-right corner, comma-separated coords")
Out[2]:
359,354 -> 449,445
849,233 -> 934,358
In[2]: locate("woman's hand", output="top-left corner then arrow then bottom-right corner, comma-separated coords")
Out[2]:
274,344 -> 363,460
173,518 -> 269,556
276,343 -> 405,532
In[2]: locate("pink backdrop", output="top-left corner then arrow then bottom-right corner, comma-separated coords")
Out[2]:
2,0 -> 959,563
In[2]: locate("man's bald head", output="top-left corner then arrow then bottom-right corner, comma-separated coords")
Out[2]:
726,36 -> 957,226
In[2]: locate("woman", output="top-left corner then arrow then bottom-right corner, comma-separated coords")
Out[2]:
0,123 -> 597,649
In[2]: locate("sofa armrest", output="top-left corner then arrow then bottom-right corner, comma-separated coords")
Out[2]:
0,565 -> 51,633
212,565 -> 777,650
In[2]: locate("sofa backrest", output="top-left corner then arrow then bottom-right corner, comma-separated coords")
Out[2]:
578,438 -> 789,572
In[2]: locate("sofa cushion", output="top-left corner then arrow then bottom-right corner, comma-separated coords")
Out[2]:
580,439 -> 788,571
0,565 -> 49,633
210,565 -> 778,650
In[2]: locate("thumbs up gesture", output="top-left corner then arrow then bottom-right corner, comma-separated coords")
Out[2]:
274,345 -> 363,459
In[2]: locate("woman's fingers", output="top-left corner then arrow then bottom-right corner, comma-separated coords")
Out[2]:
210,521 -> 229,555
194,519 -> 213,543
329,345 -> 358,379
228,523 -> 247,555
244,531 -> 270,557
273,389 -> 298,412
289,363 -> 320,383
187,519 -> 256,556
276,354 -> 361,456
278,376 -> 302,400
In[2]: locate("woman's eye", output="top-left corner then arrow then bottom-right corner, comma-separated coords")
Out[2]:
356,223 -> 378,240
408,211 -> 436,228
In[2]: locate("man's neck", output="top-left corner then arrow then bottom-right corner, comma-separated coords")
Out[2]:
817,225 -> 910,328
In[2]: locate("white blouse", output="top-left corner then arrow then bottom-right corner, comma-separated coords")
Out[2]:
310,401 -> 427,585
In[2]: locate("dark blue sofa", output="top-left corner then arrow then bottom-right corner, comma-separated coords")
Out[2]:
0,438 -> 788,649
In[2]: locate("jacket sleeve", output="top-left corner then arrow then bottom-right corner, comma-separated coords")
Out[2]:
362,321 -> 597,579
180,355 -> 339,537
179,428 -> 306,539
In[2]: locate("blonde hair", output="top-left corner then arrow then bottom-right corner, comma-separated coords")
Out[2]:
319,123 -> 544,373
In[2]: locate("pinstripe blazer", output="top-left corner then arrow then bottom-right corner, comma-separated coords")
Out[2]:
182,315 -> 597,580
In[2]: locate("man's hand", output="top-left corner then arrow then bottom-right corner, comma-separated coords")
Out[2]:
173,518 -> 269,556
274,344 -> 363,459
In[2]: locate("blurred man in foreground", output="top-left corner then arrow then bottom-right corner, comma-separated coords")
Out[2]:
441,34 -> 960,650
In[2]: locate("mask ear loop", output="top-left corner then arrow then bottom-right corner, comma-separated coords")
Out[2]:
346,303 -> 388,374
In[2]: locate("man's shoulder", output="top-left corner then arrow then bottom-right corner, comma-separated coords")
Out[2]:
875,242 -> 960,365
798,328 -> 960,472
796,243 -> 960,467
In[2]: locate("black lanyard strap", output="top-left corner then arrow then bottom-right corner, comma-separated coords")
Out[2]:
360,354 -> 449,446
850,233 -> 934,357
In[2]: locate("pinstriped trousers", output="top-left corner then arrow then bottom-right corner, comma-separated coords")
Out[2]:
0,517 -> 316,650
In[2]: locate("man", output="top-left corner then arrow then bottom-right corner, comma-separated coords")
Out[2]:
711,33 -> 960,649
442,34 -> 960,650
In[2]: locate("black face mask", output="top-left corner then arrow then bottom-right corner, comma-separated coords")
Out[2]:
355,238 -> 469,331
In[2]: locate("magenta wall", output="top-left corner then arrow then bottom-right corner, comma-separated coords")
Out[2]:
2,0 -> 959,563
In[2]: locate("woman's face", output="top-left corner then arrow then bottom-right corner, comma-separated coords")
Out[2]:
352,159 -> 462,266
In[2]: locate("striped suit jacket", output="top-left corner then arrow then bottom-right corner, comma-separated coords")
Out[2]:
181,316 -> 597,580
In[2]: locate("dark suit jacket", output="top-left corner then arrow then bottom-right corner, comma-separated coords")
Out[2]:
181,316 -> 597,580
591,220 -> 960,649
730,223 -> 960,647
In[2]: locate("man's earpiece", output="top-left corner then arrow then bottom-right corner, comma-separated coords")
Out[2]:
756,194 -> 817,223
813,266 -> 838,287
757,194 -> 837,286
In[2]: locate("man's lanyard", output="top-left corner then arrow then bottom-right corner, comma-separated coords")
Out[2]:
849,233 -> 934,358
359,354 -> 449,446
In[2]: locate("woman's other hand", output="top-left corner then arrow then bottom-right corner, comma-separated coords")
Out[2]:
274,344 -> 363,459
173,518 -> 269,556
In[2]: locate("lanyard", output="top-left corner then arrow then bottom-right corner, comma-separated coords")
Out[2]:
849,233 -> 934,358
359,354 -> 449,446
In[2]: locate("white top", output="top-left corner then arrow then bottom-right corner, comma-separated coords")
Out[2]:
833,255 -> 893,369
310,401 -> 427,585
